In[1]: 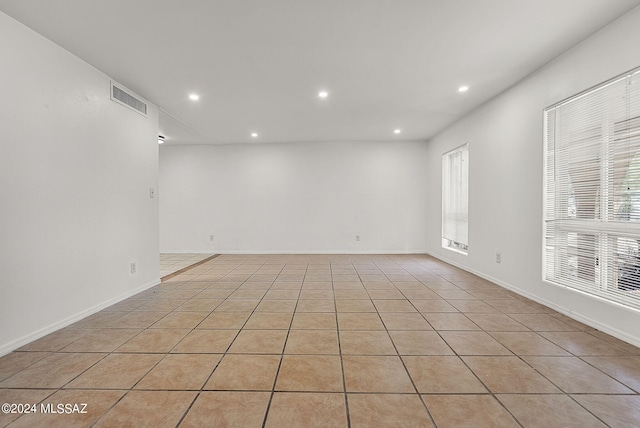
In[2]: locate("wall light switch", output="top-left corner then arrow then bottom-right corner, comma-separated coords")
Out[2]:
149,188 -> 155,198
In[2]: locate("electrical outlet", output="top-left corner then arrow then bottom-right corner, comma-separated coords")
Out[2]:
209,235 -> 215,241
130,262 -> 137,274
355,235 -> 360,242
496,252 -> 501,264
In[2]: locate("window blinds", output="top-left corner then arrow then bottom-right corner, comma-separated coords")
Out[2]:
442,143 -> 469,253
544,67 -> 640,310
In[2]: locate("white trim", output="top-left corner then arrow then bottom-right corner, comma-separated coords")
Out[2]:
164,250 -> 430,255
0,278 -> 160,357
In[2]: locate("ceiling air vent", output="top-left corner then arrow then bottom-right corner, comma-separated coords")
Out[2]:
110,81 -> 148,117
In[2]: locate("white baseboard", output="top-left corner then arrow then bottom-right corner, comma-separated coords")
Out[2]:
425,251 -> 640,349
0,278 -> 160,357
164,250 -> 429,255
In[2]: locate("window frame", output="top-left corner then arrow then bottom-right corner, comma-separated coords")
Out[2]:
442,143 -> 469,255
543,66 -> 640,310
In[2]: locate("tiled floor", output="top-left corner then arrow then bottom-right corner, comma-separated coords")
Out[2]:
160,254 -> 216,279
1,254 -> 640,427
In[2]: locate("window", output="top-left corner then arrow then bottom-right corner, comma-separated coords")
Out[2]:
442,143 -> 469,254
544,67 -> 640,310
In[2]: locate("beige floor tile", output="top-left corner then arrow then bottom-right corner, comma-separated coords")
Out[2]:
367,289 -> 405,299
508,313 -> 579,331
270,282 -> 303,290
582,356 -> 640,392
290,312 -> 337,329
6,254 -> 639,428
539,331 -> 630,356
295,299 -> 335,312
66,353 -> 162,389
497,394 -> 607,428
0,389 -> 55,427
348,393 -> 433,428
403,356 -> 486,393
228,330 -> 287,354
299,289 -> 334,299
448,300 -> 501,313
265,392 -> 347,428
150,311 -> 208,329
335,299 -> 376,312
255,299 -> 297,313
462,356 -> 560,393
373,299 -> 417,313
228,289 -> 268,299
215,299 -> 260,312
0,352 -> 105,388
135,354 -> 221,390
285,330 -> 339,354
117,329 -> 190,353
340,330 -> 397,355
484,299 -> 549,314
524,356 -> 634,393
113,311 -> 168,328
400,288 -> 441,299
61,329 -> 142,352
194,289 -> 233,299
94,390 -> 196,428
343,356 -> 414,392
182,391 -> 270,427
276,355 -> 343,392
137,299 -> 187,312
440,331 -> 512,355
423,394 -> 520,428
16,329 -> 88,352
337,312 -> 385,330
264,289 -> 301,299
174,299 -> 222,312
197,312 -> 250,329
334,289 -> 370,299
205,354 -> 280,391
301,277 -> 332,285
171,329 -> 238,353
422,313 -> 479,330
489,331 -> 571,356
244,312 -> 293,329
0,352 -> 52,382
9,390 -> 126,428
464,313 -> 529,331
390,331 -> 454,355
412,299 -> 459,313
572,394 -> 640,428
587,331 -> 640,355
379,313 -> 433,330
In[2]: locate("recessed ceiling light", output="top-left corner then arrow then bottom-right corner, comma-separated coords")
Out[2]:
251,132 -> 258,138
158,135 -> 165,144
318,90 -> 328,99
394,129 -> 402,134
189,93 -> 200,101
458,86 -> 469,93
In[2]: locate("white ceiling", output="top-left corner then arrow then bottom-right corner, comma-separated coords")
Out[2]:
1,0 -> 639,145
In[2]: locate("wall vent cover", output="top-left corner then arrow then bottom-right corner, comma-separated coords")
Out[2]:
110,81 -> 148,117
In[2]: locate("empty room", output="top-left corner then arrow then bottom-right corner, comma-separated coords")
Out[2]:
1,0 -> 640,427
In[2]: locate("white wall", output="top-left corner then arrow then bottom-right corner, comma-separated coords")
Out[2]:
425,6 -> 640,346
160,141 -> 429,254
0,12 -> 160,355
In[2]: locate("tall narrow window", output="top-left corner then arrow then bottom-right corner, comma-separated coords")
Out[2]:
544,67 -> 640,310
442,143 -> 469,254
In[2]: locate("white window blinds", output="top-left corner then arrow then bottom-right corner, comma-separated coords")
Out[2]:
544,67 -> 640,310
442,143 -> 469,254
